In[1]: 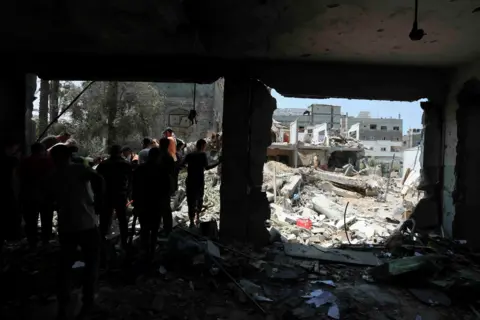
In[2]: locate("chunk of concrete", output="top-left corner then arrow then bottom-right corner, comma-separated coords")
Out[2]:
312,194 -> 344,220
281,175 -> 302,198
302,207 -> 317,218
266,192 -> 274,203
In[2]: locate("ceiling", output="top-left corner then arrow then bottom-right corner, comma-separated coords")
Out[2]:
7,0 -> 480,67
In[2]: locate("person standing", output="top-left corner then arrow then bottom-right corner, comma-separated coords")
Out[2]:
96,145 -> 132,248
163,128 -> 177,162
181,139 -> 220,227
48,144 -> 104,320
138,137 -> 154,164
133,139 -> 174,259
0,138 -> 21,252
19,142 -> 54,248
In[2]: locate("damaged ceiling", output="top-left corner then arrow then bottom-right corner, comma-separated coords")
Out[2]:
5,0 -> 480,100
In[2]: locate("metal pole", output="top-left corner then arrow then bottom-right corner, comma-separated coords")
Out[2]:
330,106 -> 334,130
273,165 -> 277,202
383,153 -> 396,202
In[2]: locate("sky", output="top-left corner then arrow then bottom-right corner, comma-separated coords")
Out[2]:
271,90 -> 423,135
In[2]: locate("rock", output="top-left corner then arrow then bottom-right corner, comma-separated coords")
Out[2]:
335,216 -> 357,229
281,175 -> 302,198
312,195 -> 344,220
266,192 -> 274,202
344,164 -> 356,176
302,207 -> 317,218
308,235 -> 326,243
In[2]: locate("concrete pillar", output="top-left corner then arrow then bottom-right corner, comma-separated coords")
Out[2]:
453,78 -> 480,247
0,73 -> 28,152
220,78 -> 276,246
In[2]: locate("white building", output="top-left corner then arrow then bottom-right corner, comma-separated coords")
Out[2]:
348,122 -> 403,164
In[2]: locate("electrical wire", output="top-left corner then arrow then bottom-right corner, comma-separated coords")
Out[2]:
37,81 -> 96,141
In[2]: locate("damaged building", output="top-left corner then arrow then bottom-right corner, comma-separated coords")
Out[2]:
2,1 -> 480,318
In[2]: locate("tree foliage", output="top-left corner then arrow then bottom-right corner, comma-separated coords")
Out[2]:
60,81 -> 165,156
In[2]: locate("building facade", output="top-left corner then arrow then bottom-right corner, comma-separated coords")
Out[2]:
403,128 -> 423,148
347,116 -> 403,142
273,104 -> 341,131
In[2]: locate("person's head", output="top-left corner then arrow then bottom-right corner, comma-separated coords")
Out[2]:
159,137 -> 170,152
57,131 -> 71,143
109,144 -> 122,157
147,147 -> 161,163
142,137 -> 152,149
196,139 -> 207,152
50,144 -> 71,167
151,139 -> 159,148
30,142 -> 46,156
121,146 -> 132,159
163,128 -> 173,138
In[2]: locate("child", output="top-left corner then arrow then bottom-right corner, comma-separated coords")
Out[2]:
181,139 -> 220,227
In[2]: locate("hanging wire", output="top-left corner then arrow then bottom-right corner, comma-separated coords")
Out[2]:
37,81 -> 96,141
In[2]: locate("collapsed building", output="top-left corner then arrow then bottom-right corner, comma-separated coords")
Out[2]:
269,120 -> 365,170
2,1 -> 480,249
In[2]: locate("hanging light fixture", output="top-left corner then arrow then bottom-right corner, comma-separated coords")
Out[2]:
409,0 -> 426,41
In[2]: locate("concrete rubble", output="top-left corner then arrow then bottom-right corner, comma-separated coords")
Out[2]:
3,159 -> 480,320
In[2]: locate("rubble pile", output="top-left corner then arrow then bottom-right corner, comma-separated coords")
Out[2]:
328,135 -> 364,149
3,159 -> 480,319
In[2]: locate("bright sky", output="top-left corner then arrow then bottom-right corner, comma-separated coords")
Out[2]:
271,90 -> 423,135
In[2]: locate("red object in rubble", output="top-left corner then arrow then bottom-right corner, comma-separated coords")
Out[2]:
296,218 -> 312,230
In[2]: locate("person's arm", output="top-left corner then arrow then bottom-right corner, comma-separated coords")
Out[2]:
205,153 -> 220,170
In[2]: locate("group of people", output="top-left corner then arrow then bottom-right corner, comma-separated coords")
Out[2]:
0,128 -> 221,319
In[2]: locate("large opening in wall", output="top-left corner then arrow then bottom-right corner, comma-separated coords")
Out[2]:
271,89 -> 425,174
30,79 -> 225,158
270,88 -> 425,218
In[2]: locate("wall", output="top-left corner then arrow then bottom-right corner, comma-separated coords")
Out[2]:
153,80 -> 224,142
403,146 -> 422,179
363,140 -> 403,164
298,149 -> 328,167
348,117 -> 403,142
311,123 -> 328,145
308,104 -> 341,129
443,60 -> 480,237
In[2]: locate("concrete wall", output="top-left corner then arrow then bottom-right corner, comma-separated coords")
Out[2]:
363,140 -> 403,164
348,117 -> 403,141
442,60 -> 480,238
403,146 -> 421,179
153,80 -> 224,142
311,123 -> 328,145
298,149 -> 328,167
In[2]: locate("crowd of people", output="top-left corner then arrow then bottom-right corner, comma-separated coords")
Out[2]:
0,128 -> 221,319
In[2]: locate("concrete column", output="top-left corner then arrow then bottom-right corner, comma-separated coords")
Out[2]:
0,73 -> 28,152
453,78 -> 480,247
409,101 -> 442,230
220,78 -> 275,246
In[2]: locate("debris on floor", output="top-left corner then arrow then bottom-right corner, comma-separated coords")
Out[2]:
2,161 -> 480,320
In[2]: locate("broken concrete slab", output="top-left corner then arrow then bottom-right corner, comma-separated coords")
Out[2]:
311,170 -> 379,195
284,243 -> 381,266
281,175 -> 302,198
302,207 -> 317,218
312,195 -> 345,220
266,192 -> 274,203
